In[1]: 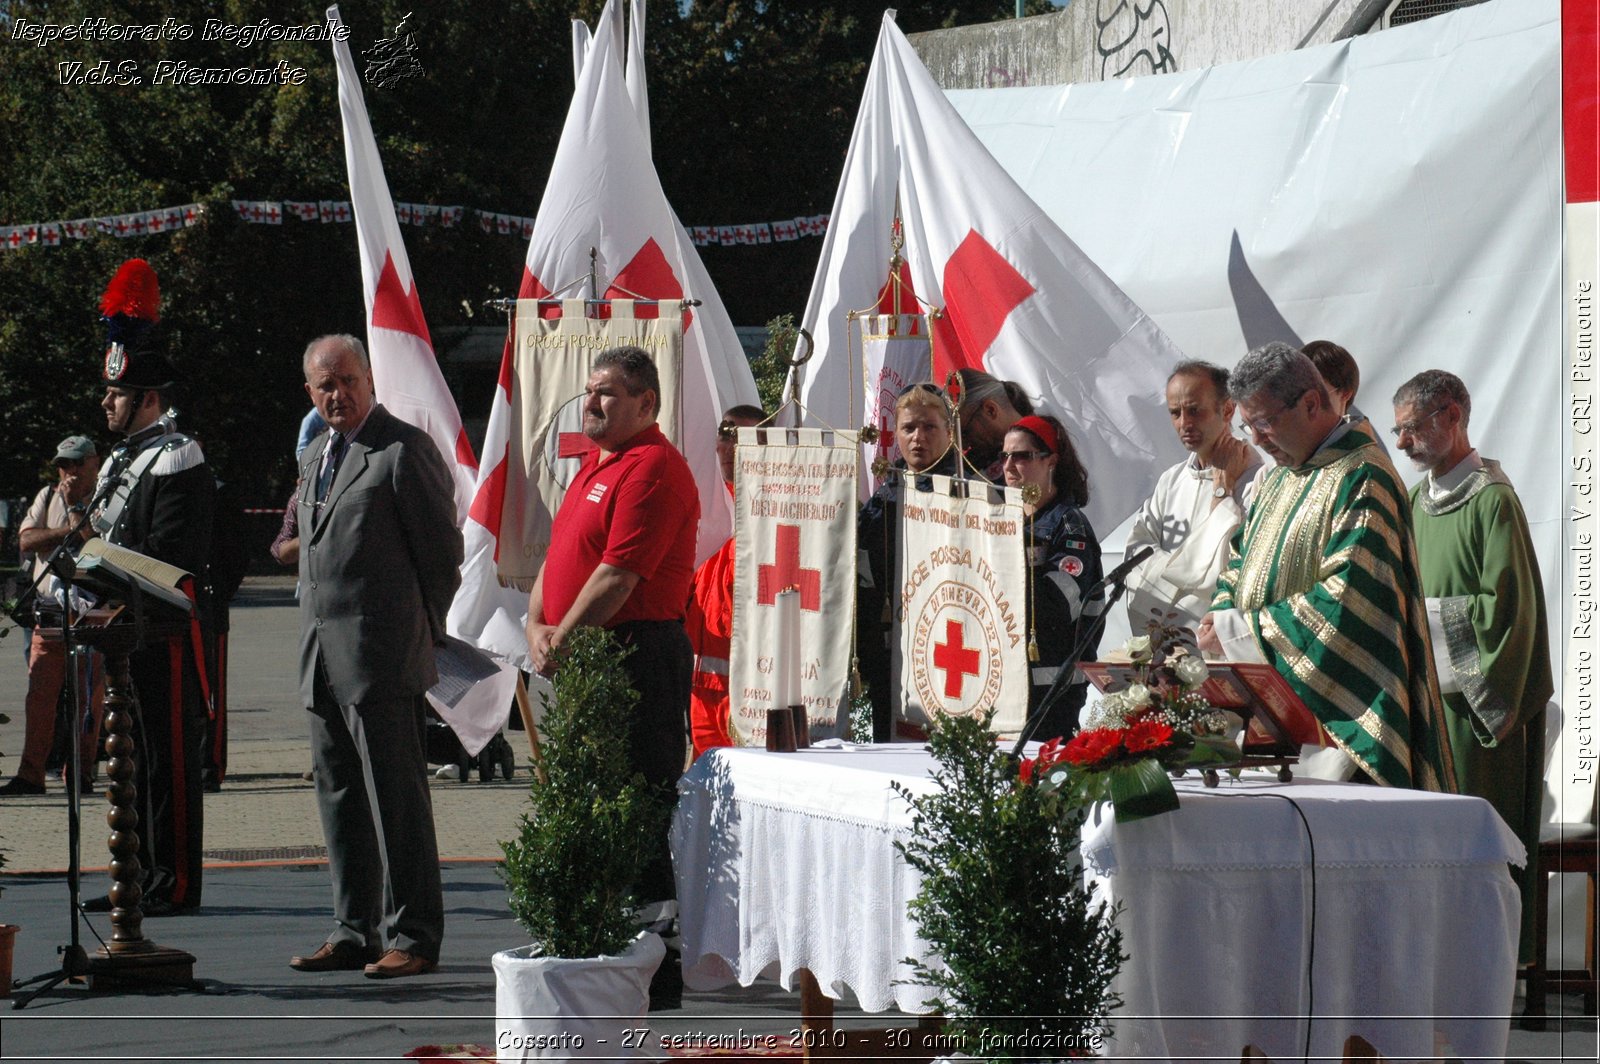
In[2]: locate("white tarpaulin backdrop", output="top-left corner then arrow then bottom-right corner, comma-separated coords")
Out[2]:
946,0 -> 1567,738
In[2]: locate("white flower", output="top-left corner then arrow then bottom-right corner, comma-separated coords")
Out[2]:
1123,635 -> 1152,661
1123,683 -> 1153,709
1174,655 -> 1210,689
1086,691 -> 1127,729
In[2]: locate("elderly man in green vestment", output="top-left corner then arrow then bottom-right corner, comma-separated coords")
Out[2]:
1197,342 -> 1453,791
1393,369 -> 1551,962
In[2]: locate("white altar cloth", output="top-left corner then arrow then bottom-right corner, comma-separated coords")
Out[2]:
671,746 -> 1525,1061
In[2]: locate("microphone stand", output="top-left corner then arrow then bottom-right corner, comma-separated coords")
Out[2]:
9,483 -> 116,1007
1008,547 -> 1153,760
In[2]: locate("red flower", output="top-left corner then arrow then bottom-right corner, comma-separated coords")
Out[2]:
1019,736 -> 1072,783
1064,728 -> 1125,766
1124,717 -> 1175,753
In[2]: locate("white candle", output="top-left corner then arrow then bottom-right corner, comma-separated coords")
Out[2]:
774,588 -> 800,707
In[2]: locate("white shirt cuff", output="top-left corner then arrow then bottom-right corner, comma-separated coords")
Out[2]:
1209,608 -> 1267,664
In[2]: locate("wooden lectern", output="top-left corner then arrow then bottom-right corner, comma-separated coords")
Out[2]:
67,539 -> 201,989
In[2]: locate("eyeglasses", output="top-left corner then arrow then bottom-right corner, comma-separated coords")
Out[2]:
1000,449 -> 1047,462
898,382 -> 945,398
1241,390 -> 1307,435
1389,406 -> 1448,438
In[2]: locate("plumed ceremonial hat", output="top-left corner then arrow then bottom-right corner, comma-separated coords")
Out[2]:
99,258 -> 175,389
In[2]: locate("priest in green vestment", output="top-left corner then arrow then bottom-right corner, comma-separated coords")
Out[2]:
1393,369 -> 1551,962
1197,342 -> 1453,791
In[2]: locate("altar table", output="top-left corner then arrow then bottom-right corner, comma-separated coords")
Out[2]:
672,745 -> 1525,1062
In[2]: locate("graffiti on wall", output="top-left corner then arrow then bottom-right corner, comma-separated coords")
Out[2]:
985,66 -> 1029,87
1095,0 -> 1177,80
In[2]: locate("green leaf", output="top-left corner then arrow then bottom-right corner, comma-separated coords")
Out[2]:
1107,758 -> 1180,823
1186,734 -> 1242,765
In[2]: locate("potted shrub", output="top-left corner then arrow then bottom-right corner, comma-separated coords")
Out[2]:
895,711 -> 1125,1060
495,627 -> 670,1060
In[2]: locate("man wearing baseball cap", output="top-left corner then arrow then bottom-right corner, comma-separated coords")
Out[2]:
1,436 -> 106,798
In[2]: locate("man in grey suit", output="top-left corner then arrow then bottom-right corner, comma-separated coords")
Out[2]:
288,334 -> 462,980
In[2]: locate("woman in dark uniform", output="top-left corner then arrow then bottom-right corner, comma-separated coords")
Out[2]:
1001,415 -> 1104,742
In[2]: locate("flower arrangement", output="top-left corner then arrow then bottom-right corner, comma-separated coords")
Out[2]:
1023,616 -> 1240,822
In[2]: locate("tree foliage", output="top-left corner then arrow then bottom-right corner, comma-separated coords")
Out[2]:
0,1 -> 1050,508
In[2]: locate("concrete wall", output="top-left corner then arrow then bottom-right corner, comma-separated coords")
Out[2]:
909,0 -> 1384,89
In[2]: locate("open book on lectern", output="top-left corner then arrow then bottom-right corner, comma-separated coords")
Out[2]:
72,537 -> 195,619
1079,658 -> 1327,758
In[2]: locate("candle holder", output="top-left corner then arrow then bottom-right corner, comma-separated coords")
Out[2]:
790,704 -> 810,749
765,708 -> 797,752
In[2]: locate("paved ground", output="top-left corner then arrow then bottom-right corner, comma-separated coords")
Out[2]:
0,576 -> 1593,1060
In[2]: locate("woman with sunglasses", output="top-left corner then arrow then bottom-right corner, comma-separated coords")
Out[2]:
1001,415 -> 1105,741
856,383 -> 962,741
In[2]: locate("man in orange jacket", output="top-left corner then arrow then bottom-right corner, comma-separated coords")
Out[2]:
684,404 -> 765,758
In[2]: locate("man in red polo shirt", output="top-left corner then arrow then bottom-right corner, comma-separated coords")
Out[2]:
524,344 -> 700,953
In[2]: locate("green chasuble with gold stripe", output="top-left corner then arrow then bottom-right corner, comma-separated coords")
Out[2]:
1214,426 -> 1454,790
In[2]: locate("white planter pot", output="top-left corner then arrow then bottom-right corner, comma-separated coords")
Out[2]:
493,930 -> 665,1061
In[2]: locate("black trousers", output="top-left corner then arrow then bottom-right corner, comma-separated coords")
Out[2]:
612,619 -> 691,906
128,637 -> 207,908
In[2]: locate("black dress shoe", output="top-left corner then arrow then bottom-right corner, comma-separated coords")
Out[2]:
81,894 -> 113,912
0,777 -> 47,797
290,940 -> 377,972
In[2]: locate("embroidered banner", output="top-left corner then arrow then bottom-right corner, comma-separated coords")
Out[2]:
498,297 -> 685,586
859,312 -> 932,493
729,427 -> 859,745
893,475 -> 1029,737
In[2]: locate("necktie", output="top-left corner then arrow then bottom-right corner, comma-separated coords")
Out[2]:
315,432 -> 347,506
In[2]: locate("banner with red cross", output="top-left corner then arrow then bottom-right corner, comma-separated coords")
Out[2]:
858,312 -> 932,495
893,475 -> 1028,737
728,427 -> 860,746
494,296 -> 685,586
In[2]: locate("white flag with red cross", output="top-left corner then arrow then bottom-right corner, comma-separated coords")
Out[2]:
794,14 -> 1185,531
893,477 -> 1029,738
447,0 -> 758,672
329,5 -> 515,754
729,428 -> 858,744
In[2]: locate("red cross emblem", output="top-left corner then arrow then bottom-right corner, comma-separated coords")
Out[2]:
371,250 -> 433,347
932,228 -> 1035,378
932,619 -> 982,699
757,524 -> 821,611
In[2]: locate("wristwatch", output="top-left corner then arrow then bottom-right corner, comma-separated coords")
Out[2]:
1213,485 -> 1228,499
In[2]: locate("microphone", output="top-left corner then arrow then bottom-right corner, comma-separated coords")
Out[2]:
1098,545 -> 1154,590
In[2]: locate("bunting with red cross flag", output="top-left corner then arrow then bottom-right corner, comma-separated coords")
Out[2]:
446,0 -> 757,671
793,13 -> 1185,529
328,4 -> 515,756
893,475 -> 1029,738
728,427 -> 859,746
